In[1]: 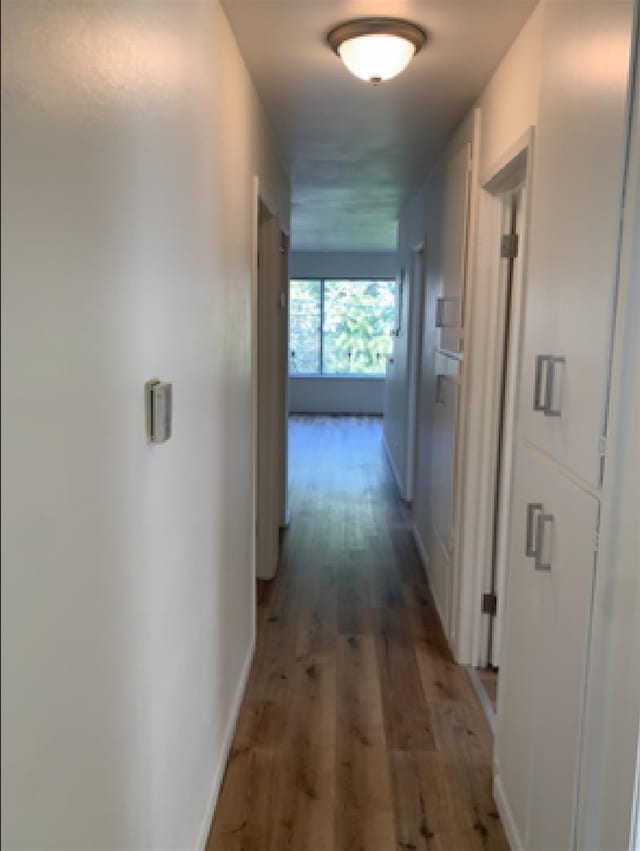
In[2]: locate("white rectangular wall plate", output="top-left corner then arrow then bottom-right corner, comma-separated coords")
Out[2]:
145,379 -> 173,443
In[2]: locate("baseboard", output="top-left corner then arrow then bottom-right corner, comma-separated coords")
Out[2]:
468,666 -> 497,734
412,520 -> 459,660
413,520 -> 446,629
382,432 -> 405,498
493,773 -> 523,851
412,519 -> 430,571
194,637 -> 255,851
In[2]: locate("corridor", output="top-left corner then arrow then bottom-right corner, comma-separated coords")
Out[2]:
208,417 -> 507,850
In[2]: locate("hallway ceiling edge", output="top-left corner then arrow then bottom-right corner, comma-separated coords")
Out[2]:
222,0 -> 537,252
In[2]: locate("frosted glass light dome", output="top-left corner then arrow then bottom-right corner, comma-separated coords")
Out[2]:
327,19 -> 427,85
338,34 -> 416,84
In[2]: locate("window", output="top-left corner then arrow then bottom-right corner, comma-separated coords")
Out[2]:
288,280 -> 322,374
289,278 -> 396,376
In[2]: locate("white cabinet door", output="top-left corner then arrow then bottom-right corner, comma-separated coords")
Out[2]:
496,444 -> 599,850
438,143 -> 471,354
527,466 -> 599,851
518,2 -> 634,488
430,352 -> 459,556
496,445 -> 548,848
257,214 -> 283,579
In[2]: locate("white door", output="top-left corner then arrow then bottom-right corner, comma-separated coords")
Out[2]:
278,231 -> 289,527
383,268 -> 410,496
496,443 -> 599,850
438,143 -> 471,354
517,2 -> 634,489
405,245 -> 426,502
527,469 -> 599,851
256,212 -> 283,580
490,186 -> 525,667
495,445 -> 546,846
428,352 -> 460,631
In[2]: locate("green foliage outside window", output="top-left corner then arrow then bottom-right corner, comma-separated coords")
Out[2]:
289,279 -> 395,376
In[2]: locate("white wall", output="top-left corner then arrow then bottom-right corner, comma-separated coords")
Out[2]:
577,59 -> 640,851
1,2 -> 288,849
289,250 -> 397,280
289,377 -> 384,415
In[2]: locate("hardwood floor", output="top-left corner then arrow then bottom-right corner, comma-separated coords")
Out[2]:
207,416 -> 508,851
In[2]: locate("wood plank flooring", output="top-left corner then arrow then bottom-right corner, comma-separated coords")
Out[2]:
207,416 -> 508,851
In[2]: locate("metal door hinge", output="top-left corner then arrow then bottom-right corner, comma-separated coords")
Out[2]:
599,434 -> 607,458
482,593 -> 497,616
593,530 -> 600,554
501,234 -> 519,259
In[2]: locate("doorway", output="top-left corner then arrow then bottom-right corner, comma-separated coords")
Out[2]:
255,198 -> 288,581
474,186 -> 524,717
405,242 -> 426,503
462,132 -> 533,722
488,186 -> 524,667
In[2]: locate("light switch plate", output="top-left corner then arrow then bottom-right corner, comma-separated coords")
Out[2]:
145,379 -> 173,443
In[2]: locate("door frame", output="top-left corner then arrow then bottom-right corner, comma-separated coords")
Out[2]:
484,185 -> 526,668
251,179 -> 288,584
251,177 -> 259,592
405,238 -> 427,502
278,230 -> 290,529
453,127 -> 535,666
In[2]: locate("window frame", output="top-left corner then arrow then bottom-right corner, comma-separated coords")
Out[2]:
288,276 -> 396,379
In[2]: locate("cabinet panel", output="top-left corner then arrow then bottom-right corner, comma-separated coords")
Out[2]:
438,143 -> 471,354
257,214 -> 283,579
527,466 -> 599,851
496,444 -> 599,850
495,446 -> 547,848
430,352 -> 459,553
518,2 -> 634,487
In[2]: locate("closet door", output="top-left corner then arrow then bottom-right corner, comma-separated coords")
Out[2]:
438,143 -> 471,354
495,446 -> 547,849
428,353 -> 460,628
256,213 -> 283,579
431,353 -> 459,554
497,444 -> 599,850
527,462 -> 599,851
518,2 -> 634,488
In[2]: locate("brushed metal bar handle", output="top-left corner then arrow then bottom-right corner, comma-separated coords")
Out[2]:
534,355 -> 549,412
534,513 -> 554,572
435,297 -> 445,328
435,374 -> 445,404
544,356 -> 565,417
526,502 -> 544,557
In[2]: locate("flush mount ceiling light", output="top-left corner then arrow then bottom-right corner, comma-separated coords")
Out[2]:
327,18 -> 427,85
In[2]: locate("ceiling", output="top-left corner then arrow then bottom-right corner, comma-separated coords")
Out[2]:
222,0 -> 537,251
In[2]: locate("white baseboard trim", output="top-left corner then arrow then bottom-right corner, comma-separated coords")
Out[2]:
468,666 -> 497,734
195,637 -> 256,851
494,773 -> 523,851
413,520 -> 459,660
382,432 -> 405,498
412,520 -> 429,571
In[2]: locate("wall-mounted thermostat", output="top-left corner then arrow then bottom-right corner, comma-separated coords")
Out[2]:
145,379 -> 173,443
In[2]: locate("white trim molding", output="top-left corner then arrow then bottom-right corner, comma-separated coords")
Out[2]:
454,127 -> 535,667
195,638 -> 256,851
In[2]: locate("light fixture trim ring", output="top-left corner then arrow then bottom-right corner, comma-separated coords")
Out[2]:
326,18 -> 428,57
